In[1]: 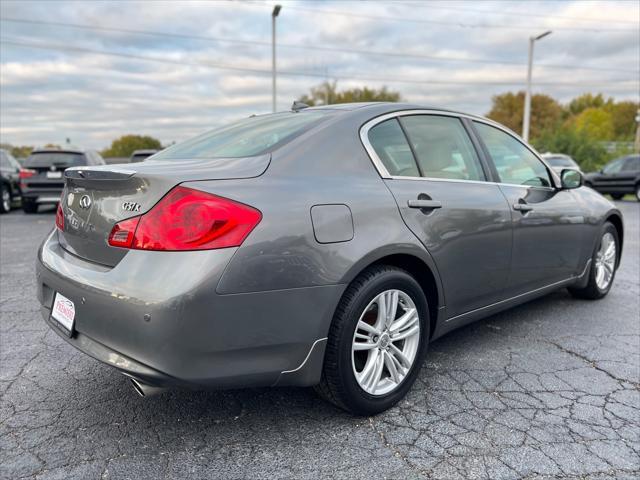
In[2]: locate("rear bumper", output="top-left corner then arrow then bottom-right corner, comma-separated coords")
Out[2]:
36,230 -> 342,389
22,189 -> 63,203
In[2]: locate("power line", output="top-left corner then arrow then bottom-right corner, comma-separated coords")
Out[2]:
389,1 -> 639,25
2,37 -> 636,89
1,17 -> 637,74
250,3 -> 638,32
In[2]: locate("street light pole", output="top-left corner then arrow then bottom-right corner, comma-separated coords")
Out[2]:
522,30 -> 552,142
272,5 -> 282,113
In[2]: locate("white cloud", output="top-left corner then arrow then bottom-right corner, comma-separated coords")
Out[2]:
0,0 -> 638,149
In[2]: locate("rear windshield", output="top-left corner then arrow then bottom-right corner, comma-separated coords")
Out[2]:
130,154 -> 153,162
153,111 -> 332,160
545,156 -> 576,167
26,152 -> 86,168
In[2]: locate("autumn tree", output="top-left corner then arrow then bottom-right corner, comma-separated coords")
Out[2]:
486,91 -> 564,139
572,107 -> 614,141
609,101 -> 639,140
101,135 -> 162,158
0,143 -> 33,159
567,93 -> 613,116
298,81 -> 402,106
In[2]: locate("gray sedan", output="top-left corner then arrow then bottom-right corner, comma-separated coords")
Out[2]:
36,103 -> 623,415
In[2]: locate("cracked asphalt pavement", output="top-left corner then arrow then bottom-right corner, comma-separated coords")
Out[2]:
1,201 -> 639,479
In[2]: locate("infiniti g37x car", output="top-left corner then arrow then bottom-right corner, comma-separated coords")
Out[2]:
37,103 -> 623,415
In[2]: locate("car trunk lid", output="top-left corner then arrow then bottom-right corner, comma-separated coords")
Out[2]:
58,155 -> 270,266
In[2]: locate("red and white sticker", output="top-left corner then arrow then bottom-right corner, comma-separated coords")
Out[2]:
51,292 -> 75,332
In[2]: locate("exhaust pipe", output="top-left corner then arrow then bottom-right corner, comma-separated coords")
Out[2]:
130,378 -> 166,397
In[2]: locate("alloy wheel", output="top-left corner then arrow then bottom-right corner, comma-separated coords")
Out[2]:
1,189 -> 9,212
594,232 -> 616,290
351,289 -> 421,396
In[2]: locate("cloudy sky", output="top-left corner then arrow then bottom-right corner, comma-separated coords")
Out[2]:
1,0 -> 638,150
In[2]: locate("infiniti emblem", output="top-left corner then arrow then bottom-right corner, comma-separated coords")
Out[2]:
79,195 -> 92,209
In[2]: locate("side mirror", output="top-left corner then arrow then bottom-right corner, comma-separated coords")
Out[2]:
561,169 -> 582,189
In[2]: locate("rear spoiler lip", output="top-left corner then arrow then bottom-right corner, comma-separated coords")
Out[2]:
65,166 -> 136,181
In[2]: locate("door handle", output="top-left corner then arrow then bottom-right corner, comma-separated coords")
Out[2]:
408,199 -> 442,209
513,202 -> 533,212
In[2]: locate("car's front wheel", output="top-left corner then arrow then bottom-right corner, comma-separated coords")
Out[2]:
0,184 -> 10,214
635,183 -> 640,202
315,265 -> 429,415
610,193 -> 623,200
569,222 -> 619,300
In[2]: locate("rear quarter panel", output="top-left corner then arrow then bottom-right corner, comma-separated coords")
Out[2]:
187,109 -> 441,299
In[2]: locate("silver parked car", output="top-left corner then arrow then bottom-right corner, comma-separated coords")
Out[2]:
37,103 -> 623,415
129,149 -> 159,163
541,152 -> 582,175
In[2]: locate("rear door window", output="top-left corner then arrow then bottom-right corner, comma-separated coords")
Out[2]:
400,115 -> 485,181
474,122 -> 551,187
622,156 -> 640,171
367,119 -> 419,177
25,152 -> 86,168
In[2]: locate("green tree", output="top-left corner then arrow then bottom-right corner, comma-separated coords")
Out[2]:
101,135 -> 162,158
0,143 -> 34,159
609,101 -> 639,140
567,93 -> 613,116
298,81 -> 402,106
533,127 -> 608,172
572,107 -> 614,141
486,91 -> 564,140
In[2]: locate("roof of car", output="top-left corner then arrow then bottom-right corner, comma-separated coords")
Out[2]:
31,147 -> 88,154
304,101 -> 491,122
131,149 -> 159,155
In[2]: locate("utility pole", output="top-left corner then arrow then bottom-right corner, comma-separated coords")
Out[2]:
634,110 -> 640,153
272,5 -> 282,113
522,30 -> 552,142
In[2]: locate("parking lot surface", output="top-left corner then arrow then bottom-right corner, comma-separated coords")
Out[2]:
1,201 -> 638,479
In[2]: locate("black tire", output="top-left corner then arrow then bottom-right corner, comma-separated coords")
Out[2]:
22,200 -> 38,214
568,222 -> 619,300
0,184 -> 10,214
610,193 -> 623,200
315,265 -> 430,415
635,183 -> 640,202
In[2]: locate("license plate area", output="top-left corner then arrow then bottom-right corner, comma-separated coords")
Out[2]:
51,292 -> 75,336
47,171 -> 62,179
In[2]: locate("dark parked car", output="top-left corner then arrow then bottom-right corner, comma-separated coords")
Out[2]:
37,103 -> 623,415
129,149 -> 159,163
0,148 -> 22,213
584,154 -> 640,201
21,148 -> 105,213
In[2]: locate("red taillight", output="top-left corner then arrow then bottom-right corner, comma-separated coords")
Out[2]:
56,203 -> 64,231
107,186 -> 262,251
107,216 -> 140,248
19,168 -> 36,179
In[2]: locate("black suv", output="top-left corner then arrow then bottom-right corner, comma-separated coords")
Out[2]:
0,148 -> 22,213
20,148 -> 105,213
584,154 -> 640,201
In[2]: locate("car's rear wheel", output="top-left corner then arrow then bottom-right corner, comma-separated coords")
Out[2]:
610,193 -> 623,200
22,200 -> 38,214
568,222 -> 619,300
315,265 -> 429,415
635,183 -> 640,202
0,184 -> 10,214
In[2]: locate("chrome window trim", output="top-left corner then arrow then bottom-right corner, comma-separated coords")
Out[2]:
359,109 -> 560,189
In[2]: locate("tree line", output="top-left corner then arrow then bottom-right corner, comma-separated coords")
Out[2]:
3,85 -> 637,171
